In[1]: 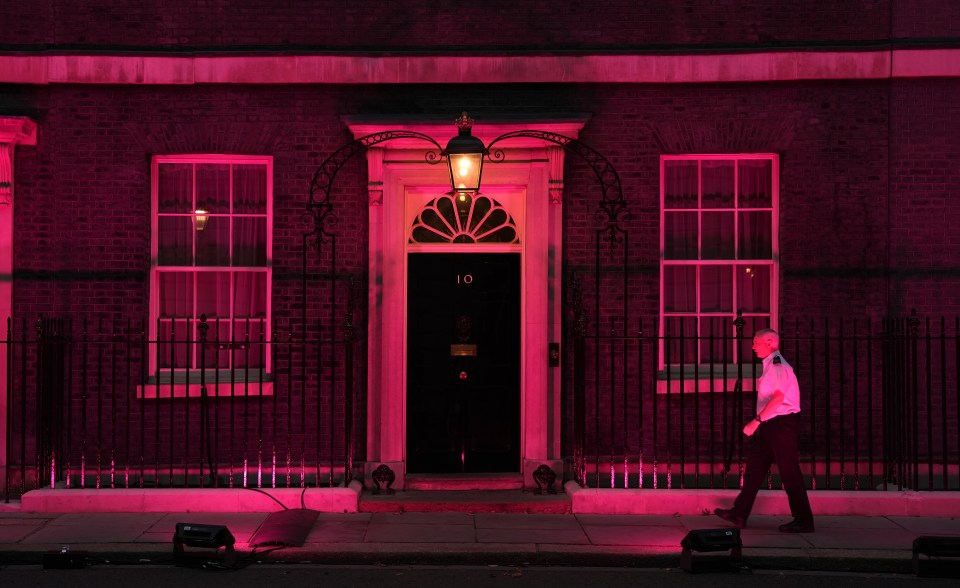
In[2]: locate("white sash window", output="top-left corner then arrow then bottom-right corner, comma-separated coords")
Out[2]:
150,155 -> 272,383
660,155 -> 778,367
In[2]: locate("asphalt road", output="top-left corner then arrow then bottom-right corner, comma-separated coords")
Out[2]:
0,564 -> 957,588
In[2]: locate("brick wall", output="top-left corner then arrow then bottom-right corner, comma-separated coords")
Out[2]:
6,77 -> 948,327
893,0 -> 960,38
6,1 -> 953,51
3,74 -> 958,478
2,0 -> 958,487
889,78 -> 960,318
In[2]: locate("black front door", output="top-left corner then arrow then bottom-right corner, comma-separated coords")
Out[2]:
407,253 -> 521,473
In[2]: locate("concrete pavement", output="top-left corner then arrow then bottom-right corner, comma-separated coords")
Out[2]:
2,506 -> 960,573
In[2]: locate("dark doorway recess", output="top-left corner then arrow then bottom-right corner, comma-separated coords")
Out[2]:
407,252 -> 521,473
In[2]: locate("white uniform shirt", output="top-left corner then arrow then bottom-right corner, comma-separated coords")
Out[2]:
757,351 -> 801,418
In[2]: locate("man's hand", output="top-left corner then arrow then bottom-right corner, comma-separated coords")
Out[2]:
743,419 -> 760,437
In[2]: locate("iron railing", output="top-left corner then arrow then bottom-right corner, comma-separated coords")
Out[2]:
6,312 -> 958,499
3,315 -> 357,501
571,312 -> 960,491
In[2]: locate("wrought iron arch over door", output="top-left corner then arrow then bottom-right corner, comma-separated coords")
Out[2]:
338,117 -> 592,488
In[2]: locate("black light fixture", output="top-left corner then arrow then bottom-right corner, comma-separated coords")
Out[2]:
173,522 -> 236,567
442,112 -> 487,195
913,535 -> 960,578
679,528 -> 742,573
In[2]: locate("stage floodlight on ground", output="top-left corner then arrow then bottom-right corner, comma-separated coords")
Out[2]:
679,528 -> 743,573
913,535 -> 960,578
173,522 -> 236,567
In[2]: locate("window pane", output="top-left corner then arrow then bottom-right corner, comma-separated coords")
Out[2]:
158,216 -> 193,266
739,159 -> 772,208
233,271 -> 267,318
663,265 -> 695,312
234,164 -> 268,214
475,208 -> 513,242
737,264 -> 771,313
664,316 -> 698,365
196,271 -> 231,318
157,164 -> 193,213
212,319 -> 232,369
197,318 -> 241,370
702,211 -> 734,259
411,225 -> 447,243
158,319 -> 190,369
663,160 -> 698,209
196,216 -> 230,266
702,160 -> 734,208
660,156 -> 776,370
738,211 -> 772,259
233,217 -> 267,266
700,265 -> 733,312
664,211 -> 698,259
470,196 -> 492,232
196,163 -> 231,214
700,316 -> 734,364
154,157 -> 271,378
159,272 -> 193,318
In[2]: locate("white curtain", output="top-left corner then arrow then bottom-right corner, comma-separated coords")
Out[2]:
738,159 -> 771,208
664,160 -> 698,208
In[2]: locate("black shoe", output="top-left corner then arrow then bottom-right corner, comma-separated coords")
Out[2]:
779,519 -> 815,533
714,508 -> 746,528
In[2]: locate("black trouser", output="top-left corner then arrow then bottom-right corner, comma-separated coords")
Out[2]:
732,412 -> 814,523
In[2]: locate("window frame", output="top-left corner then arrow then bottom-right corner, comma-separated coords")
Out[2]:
659,153 -> 779,372
148,154 -> 273,392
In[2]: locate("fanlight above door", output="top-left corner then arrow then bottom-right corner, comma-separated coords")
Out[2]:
410,193 -> 519,244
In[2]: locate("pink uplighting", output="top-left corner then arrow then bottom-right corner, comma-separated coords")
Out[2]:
0,4 -> 958,523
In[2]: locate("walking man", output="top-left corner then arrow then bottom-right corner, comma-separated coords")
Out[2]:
715,328 -> 815,533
